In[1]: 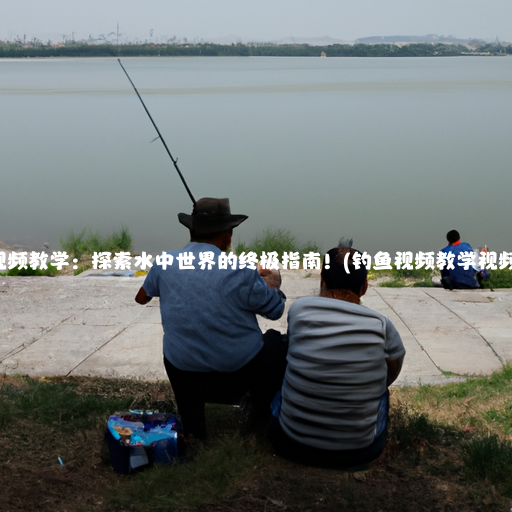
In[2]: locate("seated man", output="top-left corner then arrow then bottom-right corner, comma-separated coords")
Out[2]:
440,230 -> 482,290
135,198 -> 287,441
268,246 -> 405,468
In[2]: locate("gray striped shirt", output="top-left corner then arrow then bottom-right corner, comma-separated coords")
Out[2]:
279,296 -> 405,450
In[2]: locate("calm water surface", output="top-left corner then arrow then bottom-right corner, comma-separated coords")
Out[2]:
1,56 -> 511,256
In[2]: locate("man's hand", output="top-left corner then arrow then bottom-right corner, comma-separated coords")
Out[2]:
258,267 -> 282,289
135,287 -> 152,305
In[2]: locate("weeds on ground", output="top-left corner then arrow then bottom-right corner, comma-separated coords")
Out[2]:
367,263 -> 439,288
1,226 -> 135,277
387,404 -> 446,452
462,434 -> 512,496
0,264 -> 58,277
379,278 -> 406,288
60,225 -> 133,260
399,365 -> 512,433
0,377 -> 133,430
483,268 -> 512,289
74,264 -> 93,276
375,264 -> 512,289
411,279 -> 435,287
110,434 -> 268,512
235,228 -> 320,262
2,370 -> 512,511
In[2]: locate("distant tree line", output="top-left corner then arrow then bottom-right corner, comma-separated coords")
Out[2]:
0,41 -> 510,58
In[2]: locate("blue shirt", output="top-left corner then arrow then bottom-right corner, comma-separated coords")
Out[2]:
440,241 -> 479,288
142,242 -> 286,372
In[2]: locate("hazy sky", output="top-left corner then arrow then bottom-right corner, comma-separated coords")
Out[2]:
2,0 -> 512,44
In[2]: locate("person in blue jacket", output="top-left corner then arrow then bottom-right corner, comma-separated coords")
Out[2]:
440,230 -> 482,290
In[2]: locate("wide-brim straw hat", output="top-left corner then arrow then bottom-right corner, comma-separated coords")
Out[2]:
178,197 -> 248,236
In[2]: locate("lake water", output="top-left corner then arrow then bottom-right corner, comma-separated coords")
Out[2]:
1,56 -> 511,257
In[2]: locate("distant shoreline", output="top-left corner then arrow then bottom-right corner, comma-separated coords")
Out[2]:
1,41 -> 511,59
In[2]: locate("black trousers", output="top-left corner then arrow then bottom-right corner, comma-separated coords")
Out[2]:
163,329 -> 287,439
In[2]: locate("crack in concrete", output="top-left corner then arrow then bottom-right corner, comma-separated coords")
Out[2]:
0,307 -> 92,362
373,288 -> 443,372
65,306 -> 147,377
424,291 -> 504,367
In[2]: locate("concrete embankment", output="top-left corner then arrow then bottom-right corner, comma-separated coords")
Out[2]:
1,270 -> 511,385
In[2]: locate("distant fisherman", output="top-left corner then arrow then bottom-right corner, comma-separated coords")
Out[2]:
440,230 -> 483,290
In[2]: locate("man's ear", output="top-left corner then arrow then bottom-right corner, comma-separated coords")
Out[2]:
360,279 -> 369,297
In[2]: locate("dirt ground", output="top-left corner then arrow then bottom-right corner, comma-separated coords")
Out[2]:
1,438 -> 506,512
1,376 -> 511,512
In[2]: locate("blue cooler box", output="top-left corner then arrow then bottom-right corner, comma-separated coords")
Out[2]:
105,410 -> 183,474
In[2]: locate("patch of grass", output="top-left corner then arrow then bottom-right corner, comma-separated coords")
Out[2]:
0,377 -> 133,430
379,278 -> 406,288
387,404 -> 446,454
60,225 -> 133,260
415,365 -> 512,403
74,264 -> 92,276
59,227 -> 88,260
301,240 -> 321,254
483,268 -> 512,289
106,225 -> 132,253
109,434 -> 267,511
0,264 -> 59,277
369,263 -> 438,287
412,279 -> 435,287
462,435 -> 512,495
83,229 -> 104,254
392,266 -> 435,281
235,228 -> 321,262
4,371 -> 512,511
396,366 -> 512,437
484,407 -> 512,433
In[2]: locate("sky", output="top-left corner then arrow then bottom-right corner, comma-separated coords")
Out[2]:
1,0 -> 512,44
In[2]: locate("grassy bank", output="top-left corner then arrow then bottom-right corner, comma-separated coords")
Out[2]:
2,368 -> 512,511
60,226 -> 133,261
0,265 -> 58,277
5,225 -> 512,287
60,226 -> 133,275
368,265 -> 437,288
0,227 -> 133,277
370,265 -> 512,289
235,228 -> 320,263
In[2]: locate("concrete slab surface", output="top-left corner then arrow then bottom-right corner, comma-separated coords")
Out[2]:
1,272 -> 511,387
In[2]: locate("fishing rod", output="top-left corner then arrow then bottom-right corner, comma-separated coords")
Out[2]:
118,58 -> 196,206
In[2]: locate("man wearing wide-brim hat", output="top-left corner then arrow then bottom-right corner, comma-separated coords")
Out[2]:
135,198 -> 286,440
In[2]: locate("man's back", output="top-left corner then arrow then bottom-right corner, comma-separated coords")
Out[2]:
440,241 -> 479,289
279,296 -> 405,451
142,242 -> 285,372
135,197 -> 288,440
